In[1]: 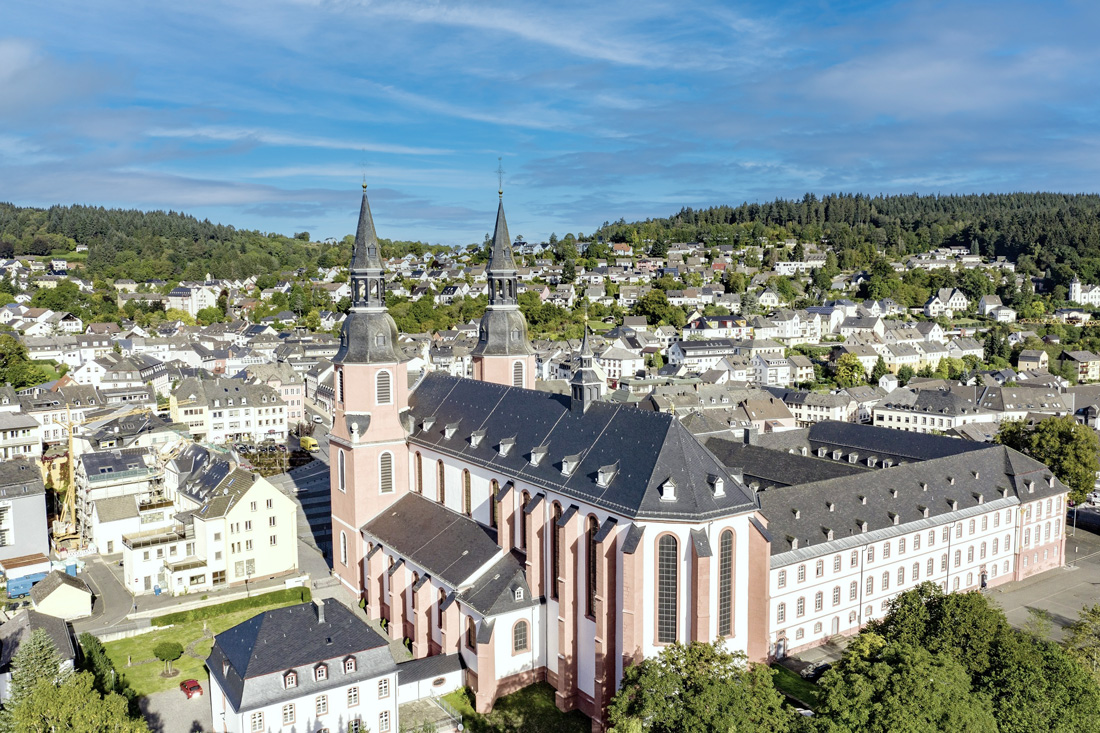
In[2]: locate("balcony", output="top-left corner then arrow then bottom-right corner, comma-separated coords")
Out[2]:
122,523 -> 194,550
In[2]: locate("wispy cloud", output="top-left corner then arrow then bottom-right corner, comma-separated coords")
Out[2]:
145,126 -> 450,155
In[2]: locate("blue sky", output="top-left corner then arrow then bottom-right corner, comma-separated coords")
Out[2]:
3,1 -> 1098,245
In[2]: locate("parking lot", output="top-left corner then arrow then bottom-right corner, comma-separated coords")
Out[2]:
140,687 -> 211,733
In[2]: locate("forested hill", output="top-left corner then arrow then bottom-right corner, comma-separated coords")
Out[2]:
595,192 -> 1100,282
0,203 -> 439,282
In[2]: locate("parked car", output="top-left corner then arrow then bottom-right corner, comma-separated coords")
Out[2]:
313,415 -> 324,424
180,679 -> 203,699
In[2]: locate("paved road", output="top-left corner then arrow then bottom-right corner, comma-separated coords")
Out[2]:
991,519 -> 1100,641
74,555 -> 135,634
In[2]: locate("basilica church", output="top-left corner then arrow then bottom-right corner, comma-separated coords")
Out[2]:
329,187 -> 1068,729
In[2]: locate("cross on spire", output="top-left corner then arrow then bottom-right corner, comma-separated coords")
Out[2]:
496,157 -> 505,198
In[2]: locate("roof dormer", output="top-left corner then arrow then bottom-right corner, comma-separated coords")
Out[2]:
597,462 -> 618,488
659,478 -> 676,502
470,429 -> 486,448
444,422 -> 459,440
530,445 -> 548,467
562,453 -> 581,477
498,437 -> 515,457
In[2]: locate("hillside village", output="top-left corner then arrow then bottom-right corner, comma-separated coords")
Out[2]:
2,204 -> 1100,731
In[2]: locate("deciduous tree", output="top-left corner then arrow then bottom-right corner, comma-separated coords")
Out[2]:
607,641 -> 795,733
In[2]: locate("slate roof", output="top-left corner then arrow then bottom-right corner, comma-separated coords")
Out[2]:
759,444 -> 1066,561
0,609 -> 76,669
706,438 -> 869,489
406,373 -> 756,521
363,493 -> 503,589
753,421 -> 989,465
0,458 -> 45,498
207,601 -> 395,712
459,552 -> 537,616
397,653 -> 463,684
29,570 -> 91,605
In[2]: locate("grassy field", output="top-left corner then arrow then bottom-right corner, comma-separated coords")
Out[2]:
770,664 -> 821,709
586,320 -> 613,332
444,683 -> 590,733
104,595 -> 306,697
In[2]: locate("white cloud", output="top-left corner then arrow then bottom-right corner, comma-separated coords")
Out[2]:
144,125 -> 450,155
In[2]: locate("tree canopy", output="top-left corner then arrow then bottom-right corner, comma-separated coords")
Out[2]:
995,416 -> 1100,503
607,641 -> 797,733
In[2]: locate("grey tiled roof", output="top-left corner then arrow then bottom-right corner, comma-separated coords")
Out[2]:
29,570 -> 91,605
0,609 -> 76,669
363,493 -> 502,589
207,601 -> 394,712
93,495 -> 139,523
759,443 -> 1065,559
407,373 -> 756,521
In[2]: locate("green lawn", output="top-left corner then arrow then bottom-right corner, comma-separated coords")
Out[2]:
443,683 -> 590,733
770,664 -> 821,709
586,320 -> 613,332
31,360 -> 64,381
103,596 -> 305,697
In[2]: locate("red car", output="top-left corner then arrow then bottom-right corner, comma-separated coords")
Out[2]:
180,679 -> 203,699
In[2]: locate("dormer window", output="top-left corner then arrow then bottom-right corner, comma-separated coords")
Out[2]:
314,664 -> 328,681
514,588 -> 524,601
818,447 -> 826,457
709,474 -> 725,497
659,478 -> 676,502
344,657 -> 356,674
444,422 -> 459,440
498,438 -> 515,457
422,417 -> 436,432
597,462 -> 618,488
284,671 -> 298,688
531,446 -> 548,467
470,429 -> 486,448
562,454 -> 581,477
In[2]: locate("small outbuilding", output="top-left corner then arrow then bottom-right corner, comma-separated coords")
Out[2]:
29,570 -> 93,621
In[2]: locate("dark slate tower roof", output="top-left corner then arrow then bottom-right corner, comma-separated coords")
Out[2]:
335,186 -> 402,365
472,193 -> 532,358
487,197 -> 517,272
351,187 -> 384,272
570,329 -> 602,413
406,372 -> 756,521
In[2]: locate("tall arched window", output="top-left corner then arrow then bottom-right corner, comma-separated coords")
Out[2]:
586,516 -> 599,618
437,460 -> 446,505
466,617 -> 476,649
512,361 -> 524,388
656,534 -> 678,644
551,503 -> 563,601
437,588 -> 446,628
338,450 -> 346,493
463,470 -> 472,517
513,620 -> 529,652
340,531 -> 348,566
489,481 -> 499,529
376,370 -> 392,405
520,491 -> 530,549
415,453 -> 423,493
718,530 -> 734,637
379,452 -> 393,494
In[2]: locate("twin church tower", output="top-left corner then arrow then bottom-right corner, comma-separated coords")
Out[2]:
329,185 -> 535,594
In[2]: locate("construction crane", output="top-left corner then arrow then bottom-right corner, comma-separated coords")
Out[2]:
55,399 -> 194,544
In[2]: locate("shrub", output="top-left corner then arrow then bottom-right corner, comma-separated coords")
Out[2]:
150,587 -> 311,627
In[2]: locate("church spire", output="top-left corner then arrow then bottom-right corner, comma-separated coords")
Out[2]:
485,193 -> 518,307
352,183 -> 384,273
350,184 -> 385,312
336,185 -> 400,365
570,328 -> 602,413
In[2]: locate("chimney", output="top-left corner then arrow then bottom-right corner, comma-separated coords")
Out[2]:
315,598 -> 326,624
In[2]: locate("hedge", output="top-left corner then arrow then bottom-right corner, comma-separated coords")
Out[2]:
151,586 -> 311,627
